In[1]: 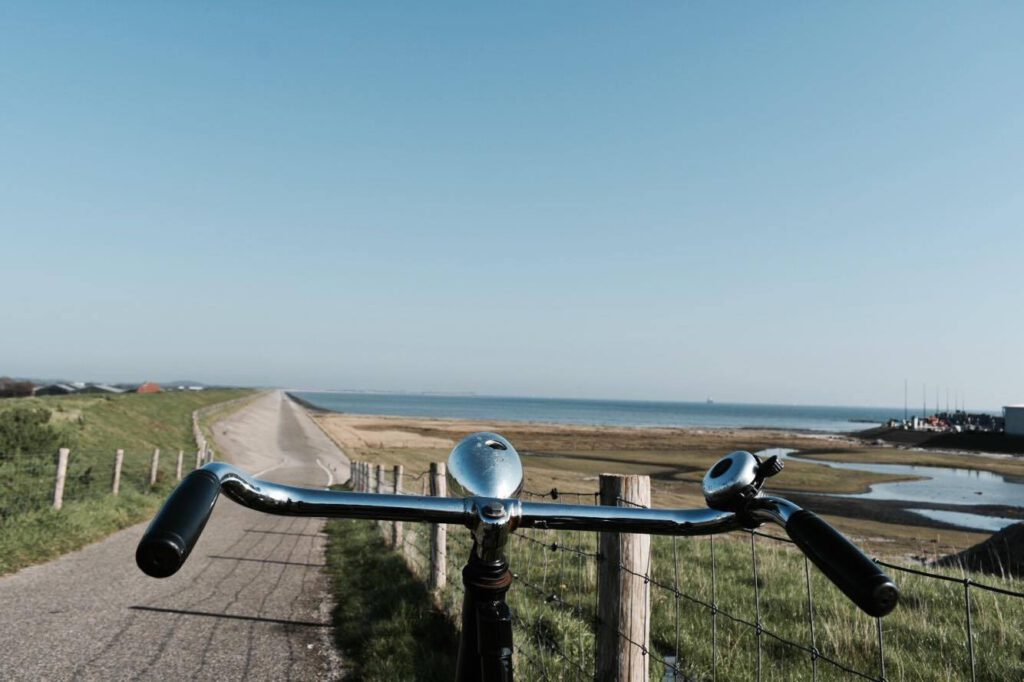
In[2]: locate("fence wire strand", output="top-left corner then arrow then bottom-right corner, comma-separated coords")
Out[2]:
356,465 -> 1024,681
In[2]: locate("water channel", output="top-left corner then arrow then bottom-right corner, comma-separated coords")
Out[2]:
755,448 -> 1024,531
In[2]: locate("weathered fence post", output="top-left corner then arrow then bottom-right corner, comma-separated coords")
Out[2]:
597,473 -> 652,682
429,462 -> 447,592
149,448 -> 160,487
176,450 -> 184,481
53,447 -> 70,510
392,465 -> 404,549
112,449 -> 124,495
373,464 -> 381,494
195,449 -> 202,470
357,462 -> 364,492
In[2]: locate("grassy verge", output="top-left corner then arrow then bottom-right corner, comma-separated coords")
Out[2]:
0,388 -> 256,576
0,491 -> 163,574
323,517 -> 458,681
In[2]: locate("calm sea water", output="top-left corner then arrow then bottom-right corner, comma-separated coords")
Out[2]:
291,391 -> 896,432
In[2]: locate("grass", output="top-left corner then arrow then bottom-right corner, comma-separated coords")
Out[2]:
314,415 -> 1024,681
0,388 -> 256,576
366,504 -> 1024,681
0,491 -> 162,574
323,517 -> 458,681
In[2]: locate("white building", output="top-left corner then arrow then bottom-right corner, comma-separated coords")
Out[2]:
1004,405 -> 1024,437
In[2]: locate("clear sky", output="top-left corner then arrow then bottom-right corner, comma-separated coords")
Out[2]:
2,2 -> 1021,409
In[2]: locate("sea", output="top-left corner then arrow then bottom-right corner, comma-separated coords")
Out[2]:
290,391 -> 896,433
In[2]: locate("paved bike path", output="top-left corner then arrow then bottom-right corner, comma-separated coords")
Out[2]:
0,391 -> 349,681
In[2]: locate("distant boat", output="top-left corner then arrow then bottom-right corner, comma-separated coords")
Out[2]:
707,397 -> 715,405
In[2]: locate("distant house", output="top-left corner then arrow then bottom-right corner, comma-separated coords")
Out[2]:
0,377 -> 35,398
136,382 -> 162,394
78,383 -> 127,395
34,383 -> 78,396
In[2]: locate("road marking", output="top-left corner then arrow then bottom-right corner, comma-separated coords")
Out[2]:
254,459 -> 286,477
316,458 -> 334,487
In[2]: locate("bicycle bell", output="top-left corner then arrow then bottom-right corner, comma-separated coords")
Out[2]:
447,432 -> 524,499
702,450 -> 784,512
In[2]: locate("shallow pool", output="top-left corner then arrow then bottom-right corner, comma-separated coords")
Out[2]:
755,448 -> 1024,531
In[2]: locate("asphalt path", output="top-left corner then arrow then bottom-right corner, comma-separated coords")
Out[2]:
0,391 -> 350,681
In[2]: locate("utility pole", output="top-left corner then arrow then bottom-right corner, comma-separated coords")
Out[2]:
923,383 -> 927,418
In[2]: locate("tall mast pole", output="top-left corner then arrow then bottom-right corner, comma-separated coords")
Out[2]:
904,379 -> 908,421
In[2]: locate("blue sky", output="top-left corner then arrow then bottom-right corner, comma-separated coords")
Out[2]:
1,2 -> 1021,408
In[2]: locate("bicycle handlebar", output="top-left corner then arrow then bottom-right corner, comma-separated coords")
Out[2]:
135,469 -> 222,578
136,461 -> 898,617
785,509 -> 898,617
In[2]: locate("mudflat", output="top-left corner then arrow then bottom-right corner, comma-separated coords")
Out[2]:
312,411 -> 1024,559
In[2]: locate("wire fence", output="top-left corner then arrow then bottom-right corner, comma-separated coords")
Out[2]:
353,463 -> 1024,681
0,447 -> 213,521
0,406 -> 217,522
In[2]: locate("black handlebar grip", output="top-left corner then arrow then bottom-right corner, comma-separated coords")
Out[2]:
786,510 -> 899,617
136,469 -> 221,578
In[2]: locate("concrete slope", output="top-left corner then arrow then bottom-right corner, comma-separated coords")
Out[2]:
0,391 -> 349,681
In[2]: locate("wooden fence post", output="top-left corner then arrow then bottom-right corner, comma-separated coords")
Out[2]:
176,450 -> 184,481
52,448 -> 70,510
596,474 -> 652,682
372,464 -> 381,494
429,462 -> 447,592
195,449 -> 202,470
392,465 -> 404,549
356,462 -> 364,492
112,449 -> 124,495
149,448 -> 160,487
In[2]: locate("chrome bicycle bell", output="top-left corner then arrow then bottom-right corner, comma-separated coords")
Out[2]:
447,432 -> 524,499
702,451 -> 784,512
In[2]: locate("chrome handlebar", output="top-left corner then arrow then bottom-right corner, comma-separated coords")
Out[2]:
136,436 -> 899,617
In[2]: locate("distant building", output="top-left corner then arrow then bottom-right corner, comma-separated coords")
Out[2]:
136,382 -> 162,394
78,383 -> 127,394
1004,405 -> 1024,437
0,377 -> 34,398
34,383 -> 77,396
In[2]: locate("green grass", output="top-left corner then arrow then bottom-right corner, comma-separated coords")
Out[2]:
497,527 -> 1024,681
323,517 -> 458,681
0,491 -> 164,574
324,473 -> 1024,682
0,388 -> 256,576
0,388 -> 252,451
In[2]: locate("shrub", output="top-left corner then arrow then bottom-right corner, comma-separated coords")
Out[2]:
0,408 -> 63,459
